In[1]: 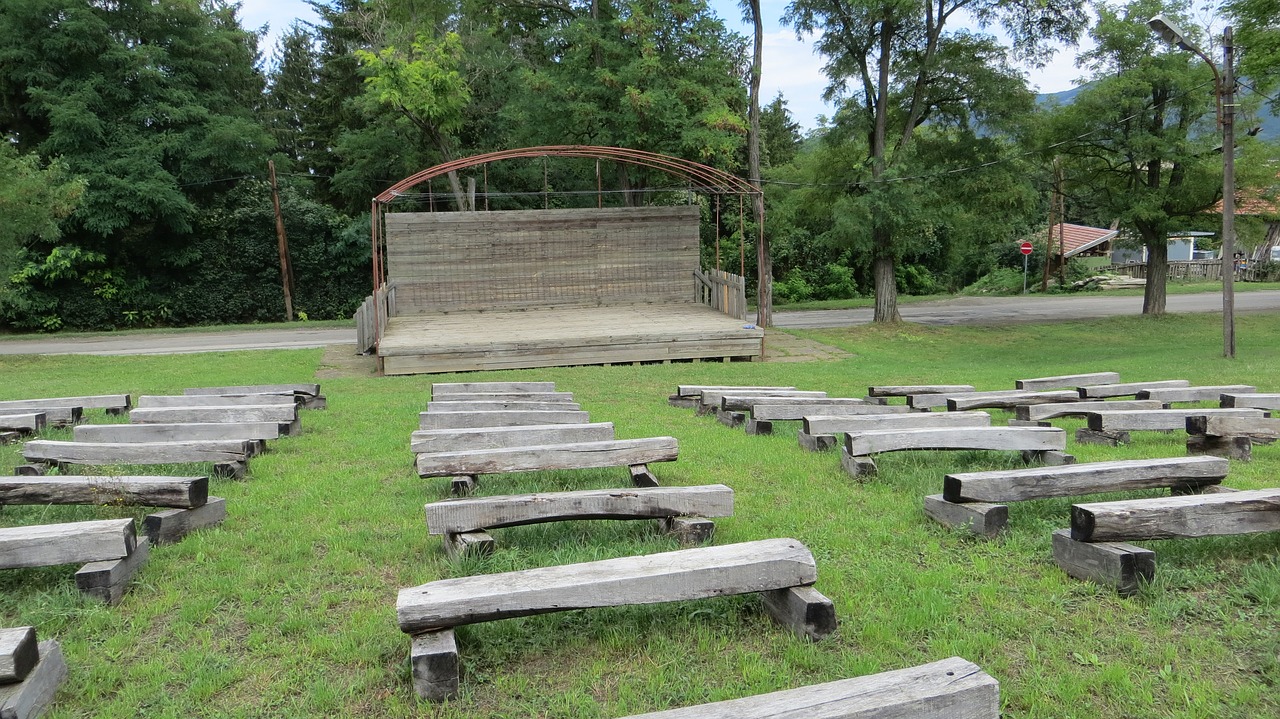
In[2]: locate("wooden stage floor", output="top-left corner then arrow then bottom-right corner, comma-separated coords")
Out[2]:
377,303 -> 764,375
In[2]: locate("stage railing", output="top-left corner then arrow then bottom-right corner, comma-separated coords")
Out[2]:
354,282 -> 395,354
694,268 -> 747,320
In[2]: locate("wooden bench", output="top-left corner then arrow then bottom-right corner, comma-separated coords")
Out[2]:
0,634 -> 67,719
697,389 -> 826,416
713,396 -> 873,431
1053,488 -> 1280,594
840,427 -> 1070,478
613,656 -> 998,719
0,394 -> 130,416
946,390 -> 1081,411
907,389 -> 1025,410
20,440 -> 252,479
425,392 -> 577,404
426,400 -> 583,413
1077,408 -> 1265,446
1220,392 -> 1280,410
75,422 -> 280,446
1013,400 -> 1161,423
1077,379 -> 1189,399
184,384 -> 326,410
396,538 -> 835,700
131,405 -> 300,436
410,423 -> 614,455
0,414 -> 45,434
798,411 -> 991,452
867,384 -> 974,398
0,406 -> 80,427
0,475 -> 225,548
1185,414 -> 1280,460
432,381 -> 558,395
415,438 -> 678,488
425,484 -> 734,556
1015,371 -> 1119,391
0,519 -> 148,604
136,394 -> 296,408
1136,385 -> 1257,404
669,385 -> 797,409
740,402 -> 910,436
924,456 -> 1229,536
418,409 -> 590,430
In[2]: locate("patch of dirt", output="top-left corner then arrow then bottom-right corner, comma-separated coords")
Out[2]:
762,330 -> 851,363
315,343 -> 378,379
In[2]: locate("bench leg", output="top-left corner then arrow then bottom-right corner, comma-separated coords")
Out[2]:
744,418 -> 772,435
449,475 -> 479,496
443,531 -> 495,559
1008,419 -> 1052,427
143,498 -> 227,545
863,396 -> 888,405
14,464 -> 47,476
0,431 -> 19,446
839,449 -> 877,479
75,539 -> 151,605
629,464 -> 659,487
716,409 -> 746,428
922,495 -> 1008,537
1186,434 -> 1252,461
797,431 -> 837,452
659,517 -> 715,546
278,418 -> 302,436
1051,529 -> 1154,597
761,586 -> 837,641
301,395 -> 327,410
1075,428 -> 1129,446
0,641 -> 67,719
667,395 -> 698,410
1023,450 -> 1076,465
410,630 -> 459,702
213,461 -> 247,480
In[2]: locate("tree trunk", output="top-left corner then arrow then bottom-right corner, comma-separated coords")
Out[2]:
872,226 -> 900,322
1141,226 -> 1168,316
870,13 -> 897,323
747,0 -> 770,328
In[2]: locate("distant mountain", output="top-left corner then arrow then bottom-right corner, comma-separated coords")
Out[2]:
1036,85 -> 1280,140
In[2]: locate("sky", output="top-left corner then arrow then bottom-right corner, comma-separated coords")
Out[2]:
237,0 -> 1092,131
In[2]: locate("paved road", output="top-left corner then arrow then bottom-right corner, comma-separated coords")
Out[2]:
0,291 -> 1277,356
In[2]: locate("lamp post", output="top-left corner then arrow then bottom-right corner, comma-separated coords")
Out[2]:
1148,14 -> 1236,358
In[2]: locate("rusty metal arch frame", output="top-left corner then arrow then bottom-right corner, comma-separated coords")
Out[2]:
368,145 -> 765,344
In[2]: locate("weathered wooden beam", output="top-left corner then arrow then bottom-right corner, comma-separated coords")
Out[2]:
74,538 -> 150,605
1051,529 -> 1153,596
923,495 -> 1009,537
1016,400 -> 1160,422
867,384 -> 975,397
0,628 -> 38,685
1186,415 -> 1280,441
759,586 -> 837,642
1071,489 -> 1280,542
947,391 -> 1080,411
0,407 -> 80,426
185,383 -> 320,397
424,392 -> 577,403
442,531 -> 495,559
752,404 -> 910,422
136,394 -> 296,408
1075,428 -> 1129,446
1187,434 -> 1253,460
23,440 -> 250,467
130,405 -> 297,426
75,421 -> 281,443
0,641 -> 67,719
0,395 -> 129,413
411,423 -> 614,455
1136,385 -> 1257,403
943,456 -> 1229,503
1016,372 -> 1120,391
614,656 -> 998,719
720,396 -> 866,412
0,433 -> 17,447
425,485 -> 733,535
0,414 -> 45,434
1077,379 -> 1190,399
1087,408 -> 1265,432
676,385 -> 796,398
697,389 -> 826,415
426,400 -> 583,413
397,538 -> 818,633
142,497 -> 227,545
0,475 -> 208,509
844,426 -> 1066,457
419,410 -> 590,430
1220,392 -> 1280,410
803,411 -> 991,437
409,630 -> 459,702
431,381 -> 555,396
659,516 -> 716,545
908,389 -> 1026,410
0,519 -> 136,570
416,437 -> 678,478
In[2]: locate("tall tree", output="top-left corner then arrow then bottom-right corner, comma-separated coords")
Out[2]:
739,0 -> 770,326
0,144 -> 84,277
265,22 -> 322,171
761,93 -> 803,167
783,0 -> 1087,321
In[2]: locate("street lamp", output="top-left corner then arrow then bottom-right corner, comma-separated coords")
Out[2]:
1147,13 -> 1236,358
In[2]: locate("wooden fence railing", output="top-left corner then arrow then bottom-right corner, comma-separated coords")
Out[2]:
1097,260 -> 1277,282
354,282 -> 395,354
694,268 -> 747,321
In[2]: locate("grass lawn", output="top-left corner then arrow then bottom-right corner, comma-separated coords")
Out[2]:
2,312 -> 1279,718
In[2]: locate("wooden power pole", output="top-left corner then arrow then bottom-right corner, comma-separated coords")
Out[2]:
268,160 -> 295,322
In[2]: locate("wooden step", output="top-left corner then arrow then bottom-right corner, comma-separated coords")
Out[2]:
419,410 -> 590,430
1016,371 -> 1119,391
75,421 -> 281,443
411,423 -> 615,455
0,519 -> 136,570
1016,400 -> 1160,422
415,438 -> 678,478
0,475 -> 208,509
1087,408 -> 1264,432
1071,488 -> 1280,541
1077,379 -> 1189,399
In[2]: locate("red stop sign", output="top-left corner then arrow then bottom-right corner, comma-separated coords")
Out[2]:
1020,241 -> 1034,256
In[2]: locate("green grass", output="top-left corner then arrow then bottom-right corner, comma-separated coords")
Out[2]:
3,313 -> 1280,718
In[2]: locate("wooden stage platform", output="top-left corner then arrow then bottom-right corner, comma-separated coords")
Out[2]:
378,304 -> 764,375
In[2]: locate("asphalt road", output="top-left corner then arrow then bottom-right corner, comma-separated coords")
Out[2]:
0,291 -> 1277,356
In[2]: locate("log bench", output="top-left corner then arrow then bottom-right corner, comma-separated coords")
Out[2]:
867,384 -> 974,400
1220,392 -> 1280,410
1076,408 -> 1266,446
426,400 -> 583,413
432,381 -> 558,395
20,440 -> 252,479
1015,371 -> 1119,391
696,389 -> 826,416
136,394 -> 296,408
424,484 -> 734,556
798,411 -> 991,452
131,405 -> 300,436
0,519 -> 148,604
0,407 -> 80,427
1135,385 -> 1257,404
419,409 -> 590,430
839,427 -> 1070,478
75,422 -> 280,447
184,384 -> 326,410
712,395 -> 874,431
907,389 -> 1026,410
0,635 -> 66,719
396,538 -> 835,700
613,656 -> 998,719
1053,488 -> 1280,594
415,438 -> 678,489
426,391 -> 577,403
0,476 -> 225,547
923,456 -> 1229,536
0,394 -> 130,416
1185,414 -> 1280,460
946,390 -> 1081,411
669,385 -> 797,409
410,423 -> 614,455
740,402 -> 910,436
1013,400 -> 1161,423
1077,379 -> 1189,399
0,414 -> 45,435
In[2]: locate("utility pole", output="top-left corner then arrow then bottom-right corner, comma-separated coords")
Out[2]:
1222,27 -> 1236,358
268,160 -> 295,322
